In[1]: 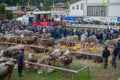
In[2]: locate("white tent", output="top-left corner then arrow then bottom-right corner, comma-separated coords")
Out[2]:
16,15 -> 29,25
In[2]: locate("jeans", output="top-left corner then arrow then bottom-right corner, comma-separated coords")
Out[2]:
103,58 -> 108,69
18,65 -> 23,75
112,56 -> 117,68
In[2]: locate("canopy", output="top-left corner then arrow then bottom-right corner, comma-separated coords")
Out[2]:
16,16 -> 29,25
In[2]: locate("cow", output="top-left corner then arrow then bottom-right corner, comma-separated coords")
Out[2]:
0,58 -> 15,80
37,55 -> 55,74
57,35 -> 78,46
25,53 -> 37,71
40,38 -> 55,47
105,38 -> 120,46
48,48 -> 63,66
59,49 -> 73,69
2,45 -> 24,58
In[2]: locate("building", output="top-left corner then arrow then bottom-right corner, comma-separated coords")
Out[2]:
50,3 -> 68,21
84,0 -> 120,23
12,9 -> 25,18
69,0 -> 84,20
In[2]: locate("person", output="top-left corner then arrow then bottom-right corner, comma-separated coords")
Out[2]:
111,44 -> 118,68
16,50 -> 24,77
116,40 -> 120,60
102,46 -> 110,69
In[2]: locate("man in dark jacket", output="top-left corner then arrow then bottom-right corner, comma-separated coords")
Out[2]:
102,46 -> 110,69
111,44 -> 118,68
16,51 -> 24,77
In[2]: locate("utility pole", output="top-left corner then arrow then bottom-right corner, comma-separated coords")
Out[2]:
107,0 -> 110,28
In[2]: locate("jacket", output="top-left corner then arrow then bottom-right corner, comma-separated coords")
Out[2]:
102,49 -> 110,58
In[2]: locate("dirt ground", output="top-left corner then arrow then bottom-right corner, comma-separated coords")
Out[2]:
92,59 -> 120,80
73,55 -> 120,80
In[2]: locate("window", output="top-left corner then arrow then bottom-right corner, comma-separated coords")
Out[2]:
76,5 -> 79,10
87,6 -> 107,16
81,3 -> 83,10
72,6 -> 75,10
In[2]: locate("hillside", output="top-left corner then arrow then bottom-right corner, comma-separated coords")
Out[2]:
0,0 -> 69,10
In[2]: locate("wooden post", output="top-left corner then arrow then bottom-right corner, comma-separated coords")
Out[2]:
21,34 -> 24,44
38,38 -> 40,46
71,73 -> 74,80
87,66 -> 90,78
87,55 -> 89,63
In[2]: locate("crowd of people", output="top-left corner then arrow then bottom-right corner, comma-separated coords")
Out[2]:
0,20 -> 119,44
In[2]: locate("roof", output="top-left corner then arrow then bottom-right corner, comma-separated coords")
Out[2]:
12,10 -> 25,15
50,2 -> 66,8
69,0 -> 82,5
33,11 -> 51,14
50,0 -> 80,9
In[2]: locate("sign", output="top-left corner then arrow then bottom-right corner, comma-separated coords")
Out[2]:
61,16 -> 74,21
5,6 -> 17,10
109,17 -> 117,22
117,17 -> 120,22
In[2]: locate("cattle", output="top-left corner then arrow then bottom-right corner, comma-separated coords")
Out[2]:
10,30 -> 34,36
81,35 -> 99,44
59,49 -> 73,68
86,35 -> 99,44
25,53 -> 37,71
81,34 -> 87,43
105,38 -> 120,46
40,33 -> 51,39
0,58 -> 14,80
40,38 -> 55,47
0,57 -> 8,63
46,49 -> 73,68
0,36 -> 7,42
37,55 -> 55,74
58,35 -> 78,46
2,45 -> 24,58
48,48 -> 63,66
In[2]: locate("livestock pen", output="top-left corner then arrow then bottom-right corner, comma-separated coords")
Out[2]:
0,42 -> 118,80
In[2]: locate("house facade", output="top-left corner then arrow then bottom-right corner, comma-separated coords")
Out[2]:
50,3 -> 68,21
85,0 -> 120,23
69,0 -> 84,17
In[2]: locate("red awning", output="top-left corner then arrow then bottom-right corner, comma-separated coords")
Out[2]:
32,21 -> 50,27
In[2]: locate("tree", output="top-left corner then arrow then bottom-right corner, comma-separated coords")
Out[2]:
6,10 -> 13,20
0,3 -> 6,14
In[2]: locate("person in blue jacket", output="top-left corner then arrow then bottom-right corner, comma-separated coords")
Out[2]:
116,40 -> 120,60
16,50 -> 24,77
111,44 -> 118,68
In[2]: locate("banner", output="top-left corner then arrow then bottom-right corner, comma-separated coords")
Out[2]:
32,21 -> 50,27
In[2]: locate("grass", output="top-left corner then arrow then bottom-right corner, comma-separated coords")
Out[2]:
10,59 -> 94,80
10,69 -> 93,80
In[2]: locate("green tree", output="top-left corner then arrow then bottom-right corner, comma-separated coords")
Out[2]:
0,3 -> 6,14
6,10 -> 13,20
